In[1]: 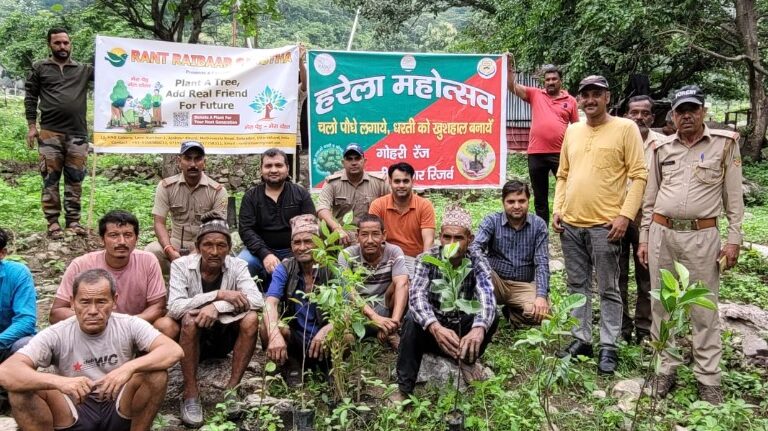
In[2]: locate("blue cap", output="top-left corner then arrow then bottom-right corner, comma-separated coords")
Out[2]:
179,140 -> 205,155
344,143 -> 364,157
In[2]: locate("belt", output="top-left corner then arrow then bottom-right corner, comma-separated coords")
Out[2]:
652,213 -> 717,231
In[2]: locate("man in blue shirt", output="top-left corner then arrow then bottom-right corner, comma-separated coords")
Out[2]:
259,215 -> 331,375
470,180 -> 550,327
0,228 -> 36,362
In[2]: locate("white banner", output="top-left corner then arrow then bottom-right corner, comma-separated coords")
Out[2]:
93,36 -> 299,154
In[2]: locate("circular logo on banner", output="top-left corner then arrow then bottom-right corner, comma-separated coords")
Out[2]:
477,58 -> 497,79
105,48 -> 129,67
314,54 -> 336,76
456,139 -> 496,180
314,143 -> 344,176
400,55 -> 417,72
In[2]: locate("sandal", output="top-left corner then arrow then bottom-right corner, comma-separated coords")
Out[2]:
65,222 -> 87,236
47,222 -> 64,240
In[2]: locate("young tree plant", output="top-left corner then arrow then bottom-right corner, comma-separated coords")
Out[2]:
632,261 -> 717,431
304,212 -> 372,401
514,288 -> 586,431
420,242 -> 482,422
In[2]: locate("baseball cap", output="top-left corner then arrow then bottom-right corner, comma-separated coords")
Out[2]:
578,75 -> 610,92
179,140 -> 205,155
344,143 -> 364,157
671,85 -> 705,110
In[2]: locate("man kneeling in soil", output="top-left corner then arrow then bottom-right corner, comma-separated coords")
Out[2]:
392,206 -> 499,401
260,215 -> 333,378
338,213 -> 409,348
154,215 -> 264,428
0,268 -> 183,431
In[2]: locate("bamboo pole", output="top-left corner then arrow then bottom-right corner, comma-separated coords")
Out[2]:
86,150 -> 98,233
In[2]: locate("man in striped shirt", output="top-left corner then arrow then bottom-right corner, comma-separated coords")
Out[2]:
470,180 -> 550,327
392,206 -> 498,401
338,214 -> 409,348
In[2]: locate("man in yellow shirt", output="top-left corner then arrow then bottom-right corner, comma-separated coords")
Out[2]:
552,75 -> 647,374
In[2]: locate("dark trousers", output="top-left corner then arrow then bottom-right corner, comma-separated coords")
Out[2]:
527,153 -> 560,226
619,222 -> 652,338
396,311 -> 499,394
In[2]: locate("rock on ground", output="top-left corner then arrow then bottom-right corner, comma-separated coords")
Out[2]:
0,417 -> 16,431
719,302 -> 768,366
415,354 -> 494,392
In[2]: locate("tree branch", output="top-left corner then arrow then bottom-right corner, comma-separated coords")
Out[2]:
687,43 -> 768,75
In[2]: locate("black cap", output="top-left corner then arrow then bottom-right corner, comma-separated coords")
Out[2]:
578,75 -> 610,92
671,85 -> 705,110
179,140 -> 205,155
343,143 -> 364,157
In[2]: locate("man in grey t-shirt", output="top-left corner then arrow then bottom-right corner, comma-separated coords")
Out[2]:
0,269 -> 183,431
339,214 -> 409,347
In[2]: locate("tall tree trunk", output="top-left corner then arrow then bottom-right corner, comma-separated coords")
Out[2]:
735,0 -> 767,161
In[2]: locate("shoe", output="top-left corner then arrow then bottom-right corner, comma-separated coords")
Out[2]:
180,397 -> 204,427
558,340 -> 594,358
698,383 -> 724,405
597,349 -> 618,375
47,222 -> 64,240
65,222 -> 87,236
645,374 -> 676,398
386,390 -> 408,406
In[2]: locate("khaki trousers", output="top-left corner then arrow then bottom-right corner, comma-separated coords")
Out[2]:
145,237 -> 197,276
490,271 -> 537,327
648,222 -> 722,385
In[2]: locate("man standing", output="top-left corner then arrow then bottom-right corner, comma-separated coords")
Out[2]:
316,143 -> 389,245
25,28 -> 94,239
260,215 -> 333,371
638,85 -> 743,405
238,148 -> 316,288
552,75 -> 647,374
0,228 -> 36,362
620,95 -> 663,344
338,214 -> 409,346
0,269 -> 183,431
507,58 -> 579,225
157,216 -> 263,427
393,206 -> 498,401
145,141 -> 228,275
470,180 -> 550,327
49,211 -> 167,331
368,162 -> 435,275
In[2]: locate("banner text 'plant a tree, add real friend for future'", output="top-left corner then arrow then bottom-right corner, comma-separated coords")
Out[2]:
308,50 -> 507,190
93,36 -> 299,154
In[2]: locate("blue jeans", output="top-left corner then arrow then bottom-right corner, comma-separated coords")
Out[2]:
0,335 -> 33,362
237,247 -> 292,290
560,223 -> 623,350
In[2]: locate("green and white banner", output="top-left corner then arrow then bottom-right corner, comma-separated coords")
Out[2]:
308,50 -> 507,190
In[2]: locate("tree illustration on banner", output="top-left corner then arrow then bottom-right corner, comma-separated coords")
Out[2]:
250,86 -> 287,120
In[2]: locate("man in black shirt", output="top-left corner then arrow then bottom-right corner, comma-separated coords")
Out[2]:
25,28 -> 94,239
238,148 -> 316,289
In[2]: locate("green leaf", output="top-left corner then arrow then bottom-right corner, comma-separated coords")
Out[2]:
265,361 -> 276,373
690,296 -> 717,311
678,287 -> 712,307
421,255 -> 443,267
352,321 -> 365,339
342,211 -> 354,225
674,261 -> 690,288
442,242 -> 459,260
456,298 -> 481,314
312,235 -> 325,249
660,269 -> 680,292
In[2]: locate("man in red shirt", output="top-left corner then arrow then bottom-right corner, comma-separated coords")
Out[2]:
507,59 -> 579,225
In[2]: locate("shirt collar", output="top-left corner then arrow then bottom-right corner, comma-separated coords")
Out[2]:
539,88 -> 572,101
501,212 -> 532,229
340,171 -> 370,183
385,193 -> 416,210
179,172 -> 211,189
671,124 -> 712,147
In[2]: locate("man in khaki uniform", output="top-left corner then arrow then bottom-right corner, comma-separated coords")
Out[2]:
619,95 -> 664,344
316,143 -> 389,245
146,141 -> 228,275
638,85 -> 743,405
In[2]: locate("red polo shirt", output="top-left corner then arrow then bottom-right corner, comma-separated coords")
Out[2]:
525,87 -> 579,154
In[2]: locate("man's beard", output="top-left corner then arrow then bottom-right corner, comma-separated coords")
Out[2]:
53,50 -> 70,60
